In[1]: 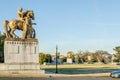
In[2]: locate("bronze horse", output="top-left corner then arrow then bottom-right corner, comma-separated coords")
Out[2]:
4,10 -> 36,39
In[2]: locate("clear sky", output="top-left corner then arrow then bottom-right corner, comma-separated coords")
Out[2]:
0,0 -> 120,55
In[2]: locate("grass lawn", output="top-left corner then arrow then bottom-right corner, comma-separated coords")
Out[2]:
41,63 -> 120,74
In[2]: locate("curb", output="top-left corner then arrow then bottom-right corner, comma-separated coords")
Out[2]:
0,73 -> 110,78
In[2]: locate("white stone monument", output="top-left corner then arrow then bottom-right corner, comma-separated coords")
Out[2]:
3,38 -> 44,74
2,8 -> 44,74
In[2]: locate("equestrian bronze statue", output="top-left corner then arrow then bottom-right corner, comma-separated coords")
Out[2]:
4,8 -> 36,39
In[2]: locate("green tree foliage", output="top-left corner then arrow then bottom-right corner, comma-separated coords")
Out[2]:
75,55 -> 80,64
60,57 -> 66,64
0,33 -> 5,63
77,50 -> 111,64
91,53 -> 98,63
77,51 -> 84,63
39,53 -> 46,64
72,55 -> 75,63
113,46 -> 120,62
45,54 -> 52,63
39,53 -> 52,64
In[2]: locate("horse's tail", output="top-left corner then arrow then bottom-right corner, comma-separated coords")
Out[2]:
4,20 -> 9,38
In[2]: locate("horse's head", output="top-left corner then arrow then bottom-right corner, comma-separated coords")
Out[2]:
27,10 -> 35,20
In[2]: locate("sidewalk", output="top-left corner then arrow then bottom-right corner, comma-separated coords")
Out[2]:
0,71 -> 110,77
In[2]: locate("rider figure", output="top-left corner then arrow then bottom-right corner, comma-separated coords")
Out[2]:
18,8 -> 35,38
18,8 -> 24,21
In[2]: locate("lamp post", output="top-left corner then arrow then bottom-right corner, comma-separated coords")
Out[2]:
55,45 -> 58,73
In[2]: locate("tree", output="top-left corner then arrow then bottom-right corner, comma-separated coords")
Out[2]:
77,51 -> 84,63
0,33 -> 5,63
94,50 -> 111,64
74,54 -> 80,64
72,55 -> 75,63
77,50 -> 111,64
60,56 -> 66,64
45,54 -> 52,63
82,51 -> 92,63
39,53 -> 46,64
91,53 -> 98,63
113,46 -> 120,62
67,51 -> 74,58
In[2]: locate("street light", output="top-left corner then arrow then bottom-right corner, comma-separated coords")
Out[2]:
55,45 -> 58,73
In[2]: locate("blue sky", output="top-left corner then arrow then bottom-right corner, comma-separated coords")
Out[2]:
0,0 -> 120,55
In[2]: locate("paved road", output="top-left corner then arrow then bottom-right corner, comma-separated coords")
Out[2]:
0,77 -> 119,80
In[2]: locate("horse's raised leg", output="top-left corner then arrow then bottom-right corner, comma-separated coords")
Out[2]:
26,28 -> 31,38
10,29 -> 18,38
29,28 -> 33,38
22,30 -> 27,39
22,24 -> 27,39
4,20 -> 10,38
8,29 -> 12,38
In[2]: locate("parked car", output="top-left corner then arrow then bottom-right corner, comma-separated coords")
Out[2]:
110,70 -> 120,78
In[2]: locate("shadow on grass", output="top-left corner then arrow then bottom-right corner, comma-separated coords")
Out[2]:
44,68 -> 119,74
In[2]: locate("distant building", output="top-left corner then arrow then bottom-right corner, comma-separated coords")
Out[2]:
67,51 -> 74,64
52,52 -> 60,64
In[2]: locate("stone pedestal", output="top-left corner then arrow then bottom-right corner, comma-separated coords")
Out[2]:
4,38 -> 44,73
67,58 -> 73,64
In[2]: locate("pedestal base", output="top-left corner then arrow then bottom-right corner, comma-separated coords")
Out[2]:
5,63 -> 40,70
4,39 -> 42,71
0,63 -> 45,74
